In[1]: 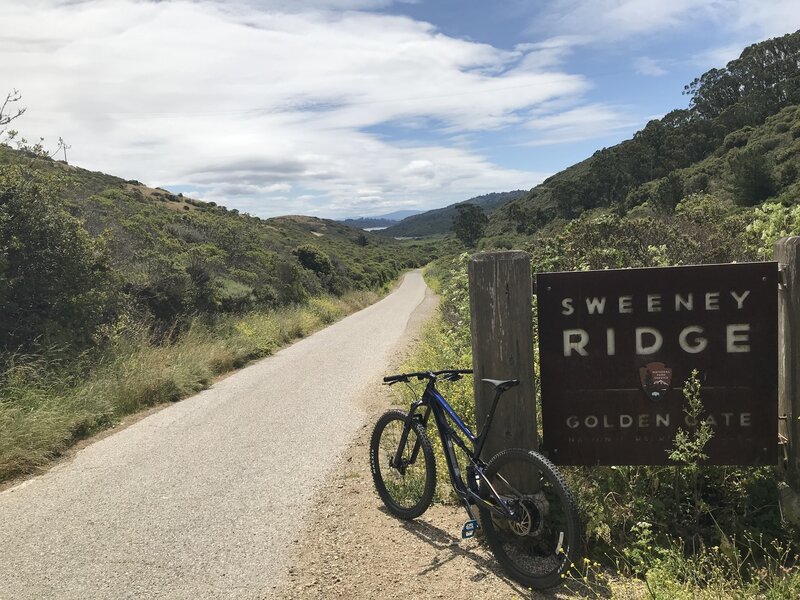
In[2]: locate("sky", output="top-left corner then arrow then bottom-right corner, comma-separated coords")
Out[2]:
2,1 -> 800,219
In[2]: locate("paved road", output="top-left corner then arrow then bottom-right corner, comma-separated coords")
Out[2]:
0,272 -> 429,599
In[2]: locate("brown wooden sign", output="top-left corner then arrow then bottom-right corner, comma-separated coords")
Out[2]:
537,263 -> 778,466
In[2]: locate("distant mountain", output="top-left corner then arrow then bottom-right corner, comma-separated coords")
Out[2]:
340,209 -> 423,229
340,217 -> 397,229
377,209 -> 423,221
379,191 -> 527,238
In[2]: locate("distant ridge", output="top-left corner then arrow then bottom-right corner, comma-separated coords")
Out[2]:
341,217 -> 397,229
341,209 -> 422,229
379,191 -> 526,238
373,209 -> 423,221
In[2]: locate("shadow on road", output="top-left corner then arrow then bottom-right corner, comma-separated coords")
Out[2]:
386,508 -> 565,599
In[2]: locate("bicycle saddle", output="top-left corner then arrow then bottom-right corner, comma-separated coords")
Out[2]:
481,378 -> 520,393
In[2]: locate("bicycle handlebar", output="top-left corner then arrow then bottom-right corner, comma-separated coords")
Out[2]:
383,369 -> 473,385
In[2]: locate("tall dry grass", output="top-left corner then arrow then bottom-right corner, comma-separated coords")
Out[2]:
0,290 -> 379,482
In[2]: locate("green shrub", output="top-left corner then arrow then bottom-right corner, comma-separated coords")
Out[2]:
411,238 -> 798,596
728,145 -> 776,205
0,166 -> 120,351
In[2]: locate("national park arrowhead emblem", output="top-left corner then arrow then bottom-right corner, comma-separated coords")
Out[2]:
639,362 -> 672,402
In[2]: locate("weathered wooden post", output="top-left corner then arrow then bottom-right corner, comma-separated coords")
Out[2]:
468,251 -> 537,459
775,237 -> 800,523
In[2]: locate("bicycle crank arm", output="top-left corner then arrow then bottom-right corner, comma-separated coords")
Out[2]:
463,489 -> 518,521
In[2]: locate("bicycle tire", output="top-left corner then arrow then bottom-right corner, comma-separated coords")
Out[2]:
478,448 -> 580,589
369,409 -> 436,519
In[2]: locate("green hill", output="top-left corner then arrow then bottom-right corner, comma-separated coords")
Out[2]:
380,190 -> 525,238
489,30 -> 800,237
0,145 -> 435,352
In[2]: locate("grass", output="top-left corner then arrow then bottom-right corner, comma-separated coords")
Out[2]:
0,289 -> 380,483
562,535 -> 800,599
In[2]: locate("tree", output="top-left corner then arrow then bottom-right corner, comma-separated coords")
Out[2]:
0,89 -> 25,137
653,172 -> 684,212
684,31 -> 800,124
728,145 -> 775,205
293,244 -> 332,275
0,166 -> 119,350
452,203 -> 488,247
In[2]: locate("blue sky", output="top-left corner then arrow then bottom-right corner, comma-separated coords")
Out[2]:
2,1 -> 799,218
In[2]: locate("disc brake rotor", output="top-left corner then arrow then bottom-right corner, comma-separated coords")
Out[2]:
509,493 -> 548,537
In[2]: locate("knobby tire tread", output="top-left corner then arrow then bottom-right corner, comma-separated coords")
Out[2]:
478,448 -> 581,589
369,409 -> 436,519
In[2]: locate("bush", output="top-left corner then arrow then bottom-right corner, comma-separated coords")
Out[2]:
746,202 -> 800,258
728,146 -> 776,205
413,232 -> 798,596
0,166 -> 119,351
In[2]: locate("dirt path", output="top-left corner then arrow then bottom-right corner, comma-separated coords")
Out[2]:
276,287 -> 577,600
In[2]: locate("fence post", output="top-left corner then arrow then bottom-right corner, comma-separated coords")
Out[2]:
468,251 -> 537,460
775,236 -> 800,524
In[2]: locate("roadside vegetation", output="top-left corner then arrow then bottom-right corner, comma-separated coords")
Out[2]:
0,104 -> 443,482
404,205 -> 800,595
0,291 -> 379,482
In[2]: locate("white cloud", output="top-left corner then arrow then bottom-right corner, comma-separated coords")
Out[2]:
532,0 -> 800,44
634,57 -> 668,77
1,0 -> 584,217
692,43 -> 750,71
525,104 -> 641,145
12,1 -> 795,218
530,0 -> 699,41
729,1 -> 800,38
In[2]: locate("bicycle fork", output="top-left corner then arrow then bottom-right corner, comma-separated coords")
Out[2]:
391,403 -> 428,473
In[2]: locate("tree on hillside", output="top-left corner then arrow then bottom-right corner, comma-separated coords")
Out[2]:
684,30 -> 800,124
293,244 -> 332,275
653,172 -> 684,212
0,90 -> 25,137
728,145 -> 776,205
0,166 -> 119,350
452,203 -> 488,247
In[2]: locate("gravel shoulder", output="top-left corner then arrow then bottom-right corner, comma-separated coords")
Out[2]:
276,286 -> 576,600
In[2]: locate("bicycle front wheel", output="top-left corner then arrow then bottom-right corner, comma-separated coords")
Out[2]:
369,409 -> 436,519
478,449 -> 580,589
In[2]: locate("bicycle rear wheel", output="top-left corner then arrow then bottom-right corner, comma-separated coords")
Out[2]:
369,409 -> 436,519
478,449 -> 580,589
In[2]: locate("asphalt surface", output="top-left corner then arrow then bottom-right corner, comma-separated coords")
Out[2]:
0,271 -> 429,599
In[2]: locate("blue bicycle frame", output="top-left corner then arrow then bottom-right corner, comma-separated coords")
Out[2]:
395,373 -> 520,524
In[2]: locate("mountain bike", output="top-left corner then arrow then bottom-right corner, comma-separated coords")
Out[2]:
369,369 -> 580,590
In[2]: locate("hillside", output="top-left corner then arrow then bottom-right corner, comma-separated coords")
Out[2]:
489,30 -> 800,237
380,190 -> 525,238
340,217 -> 397,229
0,145 -> 436,352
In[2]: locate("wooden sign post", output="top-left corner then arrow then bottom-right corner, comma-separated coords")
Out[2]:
468,252 -> 537,459
775,236 -> 800,524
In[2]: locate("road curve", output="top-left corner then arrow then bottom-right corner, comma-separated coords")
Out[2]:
0,271 -> 429,599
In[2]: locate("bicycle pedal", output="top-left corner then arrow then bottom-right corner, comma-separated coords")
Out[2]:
461,519 -> 479,539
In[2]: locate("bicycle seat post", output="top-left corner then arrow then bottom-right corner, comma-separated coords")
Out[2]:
474,387 -> 504,461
